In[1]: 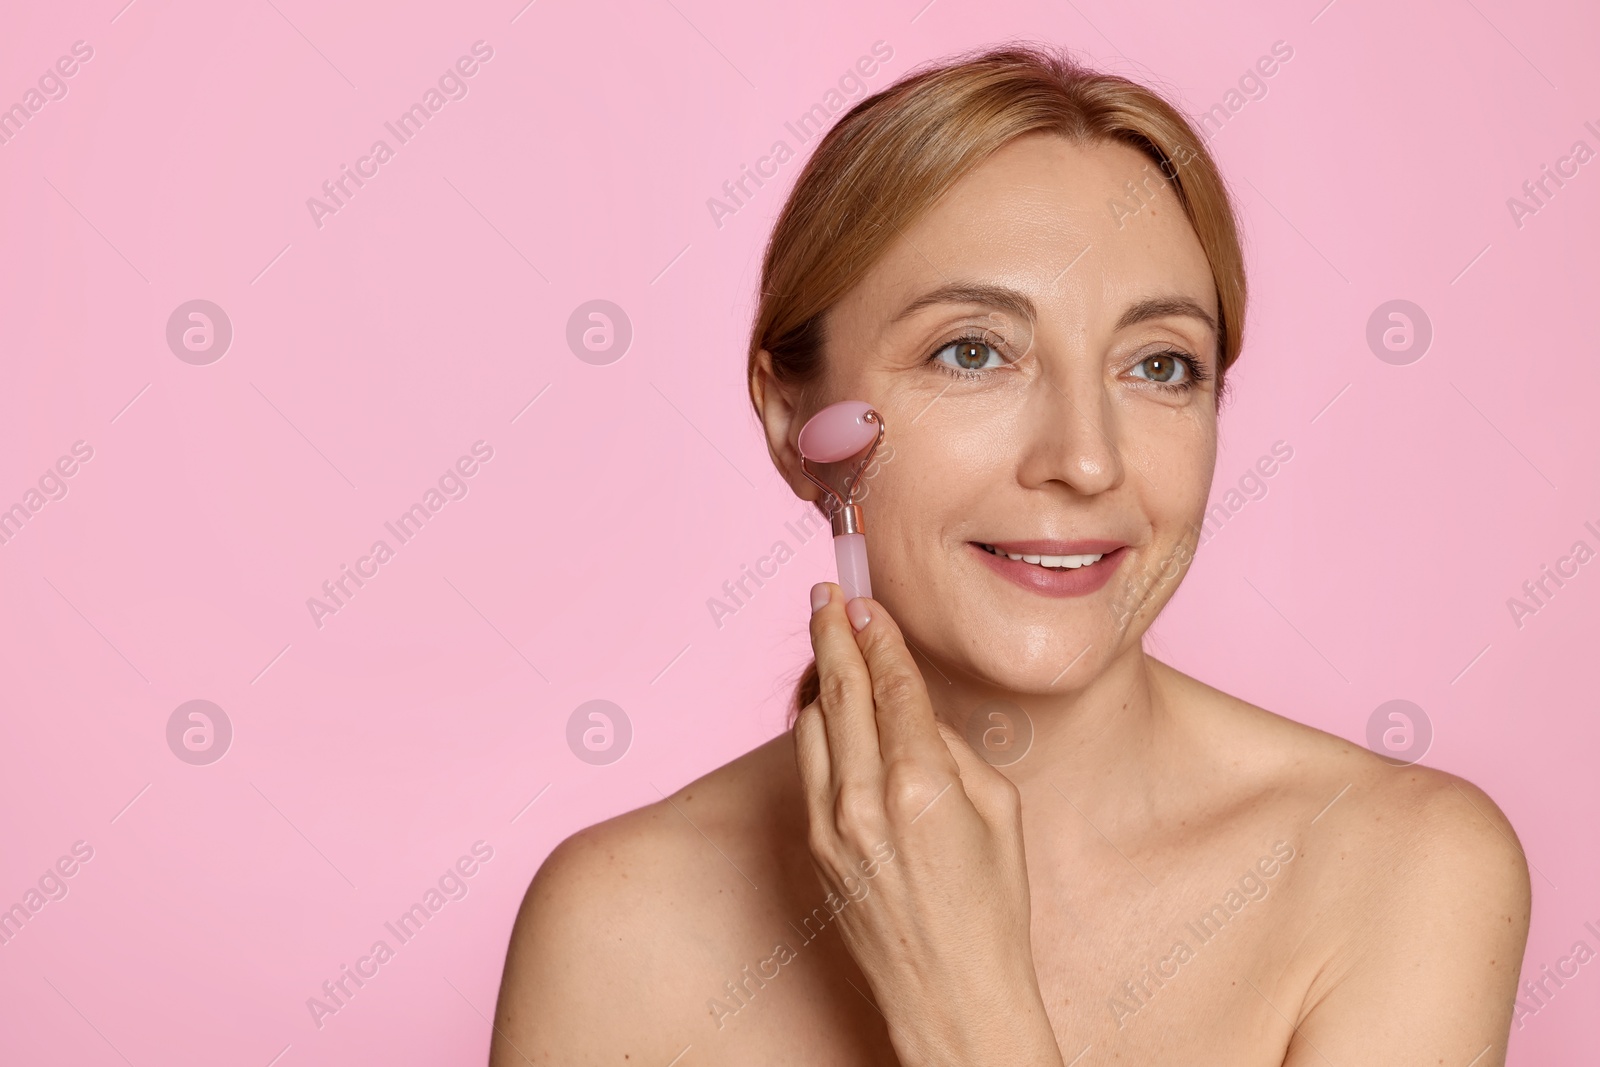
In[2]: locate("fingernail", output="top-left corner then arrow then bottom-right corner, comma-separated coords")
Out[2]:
846,598 -> 871,632
810,583 -> 830,614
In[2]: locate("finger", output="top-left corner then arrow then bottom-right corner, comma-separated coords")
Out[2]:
792,700 -> 835,842
845,596 -> 953,771
935,720 -> 1019,826
808,581 -> 883,791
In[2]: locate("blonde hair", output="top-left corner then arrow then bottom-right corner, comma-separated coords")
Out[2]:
745,43 -> 1248,725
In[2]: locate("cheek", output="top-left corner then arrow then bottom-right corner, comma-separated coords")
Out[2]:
861,423 -> 978,565
1122,401 -> 1217,520
868,415 -> 998,517
887,389 -> 1019,481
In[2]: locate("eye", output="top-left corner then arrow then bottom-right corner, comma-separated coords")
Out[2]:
1132,351 -> 1187,384
928,332 -> 1009,378
1129,350 -> 1204,391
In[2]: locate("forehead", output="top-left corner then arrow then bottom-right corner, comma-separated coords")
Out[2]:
832,132 -> 1218,337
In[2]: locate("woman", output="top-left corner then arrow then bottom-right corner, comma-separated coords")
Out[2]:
491,44 -> 1530,1066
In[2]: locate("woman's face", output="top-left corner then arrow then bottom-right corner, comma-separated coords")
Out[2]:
770,132 -> 1221,694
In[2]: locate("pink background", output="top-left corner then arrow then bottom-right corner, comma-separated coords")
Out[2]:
1,0 -> 1596,1062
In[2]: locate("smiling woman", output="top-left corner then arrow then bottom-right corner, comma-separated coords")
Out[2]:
490,42 -> 1531,1067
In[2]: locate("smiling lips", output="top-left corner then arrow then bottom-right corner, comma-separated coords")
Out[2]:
972,539 -> 1129,598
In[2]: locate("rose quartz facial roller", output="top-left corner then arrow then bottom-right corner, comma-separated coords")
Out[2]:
798,400 -> 885,603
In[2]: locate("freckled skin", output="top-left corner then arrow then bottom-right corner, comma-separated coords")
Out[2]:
490,135 -> 1532,1067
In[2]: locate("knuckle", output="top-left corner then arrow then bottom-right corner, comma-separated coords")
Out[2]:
873,666 -> 923,709
882,758 -> 950,824
987,773 -> 1023,813
817,669 -> 856,713
832,780 -> 881,845
795,701 -> 821,735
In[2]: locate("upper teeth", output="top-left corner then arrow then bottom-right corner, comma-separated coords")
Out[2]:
987,545 -> 1104,569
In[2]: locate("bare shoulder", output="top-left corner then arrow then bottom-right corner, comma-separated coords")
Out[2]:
1161,662 -> 1532,1047
490,732 -> 804,1066
1160,660 -> 1528,888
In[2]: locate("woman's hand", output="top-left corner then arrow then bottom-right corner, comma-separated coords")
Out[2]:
794,582 -> 1065,1067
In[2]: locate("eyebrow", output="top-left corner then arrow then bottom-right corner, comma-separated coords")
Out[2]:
891,282 -> 1036,325
1115,295 -> 1218,339
890,282 -> 1218,339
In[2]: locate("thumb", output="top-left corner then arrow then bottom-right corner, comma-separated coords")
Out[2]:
935,721 -> 1021,825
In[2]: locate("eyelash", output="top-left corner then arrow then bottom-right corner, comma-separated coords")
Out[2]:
925,329 -> 1018,381
1131,349 -> 1211,393
924,331 -> 1211,394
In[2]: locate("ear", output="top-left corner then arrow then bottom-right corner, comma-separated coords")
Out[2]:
752,348 -> 822,505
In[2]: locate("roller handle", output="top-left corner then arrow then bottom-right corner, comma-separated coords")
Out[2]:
833,532 -> 872,602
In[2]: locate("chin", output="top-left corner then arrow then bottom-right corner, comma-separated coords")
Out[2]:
917,596 -> 1121,689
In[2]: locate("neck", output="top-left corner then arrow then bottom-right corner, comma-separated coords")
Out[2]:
915,640 -> 1174,805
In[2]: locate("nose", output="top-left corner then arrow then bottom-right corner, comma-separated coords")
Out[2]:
1013,347 -> 1125,498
